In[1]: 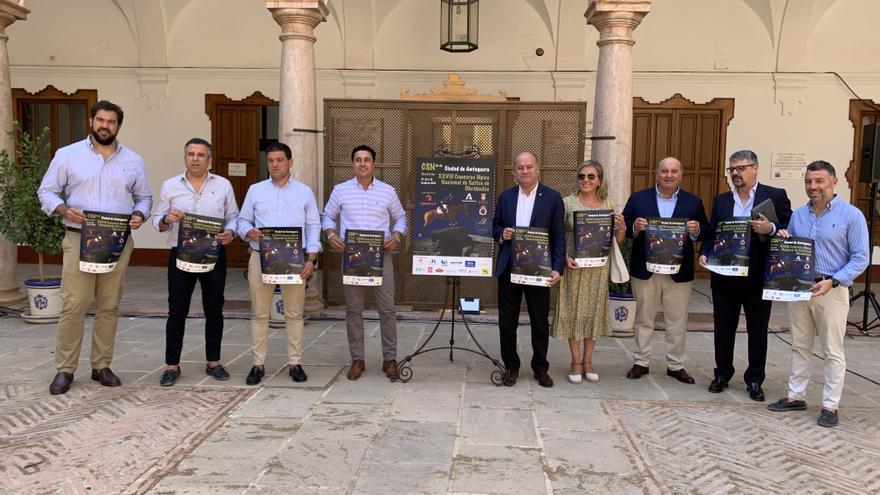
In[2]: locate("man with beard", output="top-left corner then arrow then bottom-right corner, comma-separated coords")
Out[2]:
699,150 -> 791,402
38,100 -> 152,395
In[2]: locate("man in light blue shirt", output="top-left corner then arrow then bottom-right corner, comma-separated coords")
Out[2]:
38,100 -> 152,395
768,160 -> 869,427
323,145 -> 407,382
153,138 -> 239,386
237,142 -> 320,385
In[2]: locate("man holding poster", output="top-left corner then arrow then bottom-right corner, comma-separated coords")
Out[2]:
323,145 -> 407,382
38,100 -> 152,395
699,150 -> 791,401
238,142 -> 320,385
622,157 -> 708,385
494,152 -> 565,388
153,138 -> 239,386
768,161 -> 868,427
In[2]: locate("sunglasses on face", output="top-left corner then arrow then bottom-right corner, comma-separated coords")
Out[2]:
577,173 -> 598,181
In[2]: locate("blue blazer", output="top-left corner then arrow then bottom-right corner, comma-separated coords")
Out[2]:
700,183 -> 792,285
622,187 -> 710,283
493,183 -> 566,277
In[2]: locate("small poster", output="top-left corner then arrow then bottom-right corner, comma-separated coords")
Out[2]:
706,218 -> 751,276
572,209 -> 613,267
79,211 -> 131,273
176,213 -> 224,273
510,227 -> 552,287
763,236 -> 815,301
259,227 -> 304,284
343,229 -> 384,286
645,217 -> 688,274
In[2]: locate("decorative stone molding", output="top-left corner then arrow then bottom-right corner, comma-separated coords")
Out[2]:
0,0 -> 27,38
341,70 -> 376,99
135,68 -> 170,109
266,1 -> 328,44
773,73 -> 808,117
551,72 -> 590,102
401,73 -> 508,102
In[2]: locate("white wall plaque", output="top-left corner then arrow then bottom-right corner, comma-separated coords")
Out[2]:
770,152 -> 806,180
228,162 -> 247,177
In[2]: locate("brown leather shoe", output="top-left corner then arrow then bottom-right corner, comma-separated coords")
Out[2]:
91,367 -> 122,387
626,364 -> 649,379
666,368 -> 696,384
382,360 -> 399,382
49,372 -> 73,395
534,371 -> 554,388
347,360 -> 366,381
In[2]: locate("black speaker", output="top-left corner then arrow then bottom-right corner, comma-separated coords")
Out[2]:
861,123 -> 880,183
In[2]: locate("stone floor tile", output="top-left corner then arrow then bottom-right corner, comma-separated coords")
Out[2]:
460,407 -> 538,446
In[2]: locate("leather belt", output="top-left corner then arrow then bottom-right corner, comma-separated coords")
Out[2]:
814,275 -> 832,282
65,226 -> 81,233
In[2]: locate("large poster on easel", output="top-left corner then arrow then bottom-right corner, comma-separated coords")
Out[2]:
412,157 -> 495,277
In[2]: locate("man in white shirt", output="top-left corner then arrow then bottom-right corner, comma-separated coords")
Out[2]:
153,138 -> 239,386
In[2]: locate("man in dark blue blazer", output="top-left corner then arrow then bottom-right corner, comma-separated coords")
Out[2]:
699,150 -> 792,401
493,152 -> 565,388
623,157 -> 709,384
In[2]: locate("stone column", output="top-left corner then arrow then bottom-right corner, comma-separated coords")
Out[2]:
267,1 -> 327,314
0,1 -> 28,305
586,0 -> 650,210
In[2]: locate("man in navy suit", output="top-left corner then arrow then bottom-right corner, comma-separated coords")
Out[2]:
623,157 -> 709,384
699,150 -> 792,401
493,152 -> 565,388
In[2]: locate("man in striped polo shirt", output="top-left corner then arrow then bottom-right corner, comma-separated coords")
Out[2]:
323,145 -> 407,382
768,160 -> 869,427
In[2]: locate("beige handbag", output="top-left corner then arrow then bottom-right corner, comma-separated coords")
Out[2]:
610,238 -> 630,284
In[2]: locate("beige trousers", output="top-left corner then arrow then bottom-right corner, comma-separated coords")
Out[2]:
786,285 -> 849,410
248,251 -> 304,366
56,230 -> 134,372
631,275 -> 692,370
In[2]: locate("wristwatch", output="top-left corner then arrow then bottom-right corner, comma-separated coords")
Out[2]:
309,258 -> 318,267
831,277 -> 840,288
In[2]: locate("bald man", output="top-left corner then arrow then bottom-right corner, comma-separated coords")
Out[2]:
622,157 -> 709,384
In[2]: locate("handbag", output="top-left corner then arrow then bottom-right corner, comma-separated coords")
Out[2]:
610,238 -> 630,284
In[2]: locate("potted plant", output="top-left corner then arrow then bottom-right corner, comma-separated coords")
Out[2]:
608,237 -> 636,336
0,125 -> 65,323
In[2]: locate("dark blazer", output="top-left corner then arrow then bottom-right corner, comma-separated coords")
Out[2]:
623,186 -> 710,282
700,183 -> 792,284
493,183 -> 566,277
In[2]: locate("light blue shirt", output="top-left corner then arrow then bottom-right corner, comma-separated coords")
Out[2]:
237,177 -> 321,253
38,137 -> 153,228
787,195 -> 869,287
322,177 -> 407,239
655,186 -> 679,218
732,183 -> 757,217
152,172 -> 240,247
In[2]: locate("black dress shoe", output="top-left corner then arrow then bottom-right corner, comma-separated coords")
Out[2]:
289,364 -> 308,383
160,368 -> 181,387
708,378 -> 729,393
746,382 -> 765,402
246,366 -> 265,385
49,372 -> 73,395
626,364 -> 649,379
666,368 -> 695,384
91,368 -> 122,387
502,369 -> 518,387
534,371 -> 554,388
206,364 -> 230,381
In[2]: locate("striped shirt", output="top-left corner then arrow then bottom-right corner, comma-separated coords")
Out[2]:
237,177 -> 321,253
322,177 -> 407,239
152,172 -> 240,247
787,195 -> 869,287
38,137 -> 153,228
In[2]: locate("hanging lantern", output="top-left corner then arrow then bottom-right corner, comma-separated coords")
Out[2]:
440,0 -> 478,52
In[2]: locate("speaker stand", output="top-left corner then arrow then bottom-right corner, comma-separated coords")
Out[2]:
848,181 -> 880,335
